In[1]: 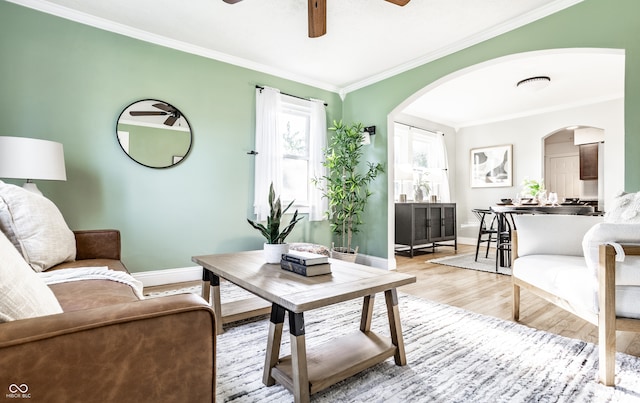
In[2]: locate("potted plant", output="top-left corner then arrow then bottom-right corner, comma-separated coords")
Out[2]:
521,178 -> 546,203
314,120 -> 384,262
414,171 -> 430,201
247,183 -> 304,263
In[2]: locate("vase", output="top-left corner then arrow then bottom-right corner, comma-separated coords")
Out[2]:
263,243 -> 289,264
414,188 -> 424,202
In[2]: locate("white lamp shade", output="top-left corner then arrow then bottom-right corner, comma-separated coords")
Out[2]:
0,136 -> 67,181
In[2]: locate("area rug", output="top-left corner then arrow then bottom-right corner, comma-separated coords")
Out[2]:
151,283 -> 640,402
428,252 -> 512,275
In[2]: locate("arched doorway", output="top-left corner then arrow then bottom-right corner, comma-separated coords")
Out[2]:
386,48 -> 624,266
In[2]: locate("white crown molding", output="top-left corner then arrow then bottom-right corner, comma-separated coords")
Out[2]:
8,0 -> 584,97
341,0 -> 585,95
7,0 -> 340,94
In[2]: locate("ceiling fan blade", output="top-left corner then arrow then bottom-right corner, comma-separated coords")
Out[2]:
130,111 -> 169,116
164,115 -> 178,126
308,0 -> 326,38
222,0 -> 242,3
385,0 -> 410,5
152,103 -> 174,113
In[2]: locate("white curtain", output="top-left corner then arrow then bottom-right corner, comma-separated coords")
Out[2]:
435,132 -> 451,202
309,99 -> 327,221
253,87 -> 282,221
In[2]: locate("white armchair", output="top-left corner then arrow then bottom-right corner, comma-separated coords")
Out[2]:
511,214 -> 640,386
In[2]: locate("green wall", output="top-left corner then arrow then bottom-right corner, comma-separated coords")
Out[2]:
2,0 -> 639,268
343,0 -> 640,258
0,2 -> 340,272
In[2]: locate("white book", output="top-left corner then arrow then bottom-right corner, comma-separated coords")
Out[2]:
282,250 -> 329,265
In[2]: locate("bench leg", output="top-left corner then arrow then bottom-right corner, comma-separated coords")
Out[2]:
512,283 -> 520,322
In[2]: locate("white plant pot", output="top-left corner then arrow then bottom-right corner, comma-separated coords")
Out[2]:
263,243 -> 289,264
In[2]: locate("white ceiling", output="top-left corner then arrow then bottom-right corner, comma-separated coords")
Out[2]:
402,49 -> 625,129
11,0 -> 622,127
11,0 -> 582,94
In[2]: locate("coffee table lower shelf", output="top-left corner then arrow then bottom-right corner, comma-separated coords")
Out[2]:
270,331 -> 396,395
220,296 -> 271,325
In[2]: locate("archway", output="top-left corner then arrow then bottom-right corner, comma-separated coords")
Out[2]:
386,48 -> 625,267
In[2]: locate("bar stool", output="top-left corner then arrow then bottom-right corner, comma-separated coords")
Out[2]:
471,209 -> 497,261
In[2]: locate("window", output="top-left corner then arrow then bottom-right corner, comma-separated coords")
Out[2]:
394,123 -> 450,202
280,97 -> 311,206
253,86 -> 327,222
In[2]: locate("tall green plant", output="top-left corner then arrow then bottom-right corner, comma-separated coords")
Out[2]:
247,183 -> 304,244
315,121 -> 384,253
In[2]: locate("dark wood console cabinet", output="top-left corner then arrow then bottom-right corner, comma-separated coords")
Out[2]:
395,203 -> 457,257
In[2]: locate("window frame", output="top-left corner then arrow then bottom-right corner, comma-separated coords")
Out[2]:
394,123 -> 447,202
279,96 -> 313,209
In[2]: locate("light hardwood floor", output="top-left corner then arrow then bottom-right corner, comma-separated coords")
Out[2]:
145,244 -> 640,357
395,244 -> 640,357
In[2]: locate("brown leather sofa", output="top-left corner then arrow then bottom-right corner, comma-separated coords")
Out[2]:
0,230 -> 216,402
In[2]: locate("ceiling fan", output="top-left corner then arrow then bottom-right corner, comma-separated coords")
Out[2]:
129,102 -> 182,126
222,0 -> 411,38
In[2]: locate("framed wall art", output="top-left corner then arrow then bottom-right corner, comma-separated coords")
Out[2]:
470,144 -> 512,188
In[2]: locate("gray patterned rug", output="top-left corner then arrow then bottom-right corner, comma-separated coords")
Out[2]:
150,283 -> 640,402
428,252 -> 512,275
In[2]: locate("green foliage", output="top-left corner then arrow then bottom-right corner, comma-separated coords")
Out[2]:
313,120 -> 384,253
247,183 -> 304,244
282,121 -> 305,156
413,151 -> 429,169
522,178 -> 545,197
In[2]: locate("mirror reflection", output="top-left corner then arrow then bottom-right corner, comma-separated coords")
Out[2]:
116,99 -> 192,168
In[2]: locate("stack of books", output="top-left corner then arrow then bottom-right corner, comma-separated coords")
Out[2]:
280,250 -> 331,277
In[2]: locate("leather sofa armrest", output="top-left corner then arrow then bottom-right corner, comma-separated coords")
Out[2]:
0,294 -> 216,403
73,229 -> 121,260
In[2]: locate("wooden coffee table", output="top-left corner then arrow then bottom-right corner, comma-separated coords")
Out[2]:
192,250 -> 416,403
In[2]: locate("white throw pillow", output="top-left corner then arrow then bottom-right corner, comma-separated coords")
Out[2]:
0,229 -> 63,322
0,181 -> 76,272
582,222 -> 640,286
604,190 -> 640,223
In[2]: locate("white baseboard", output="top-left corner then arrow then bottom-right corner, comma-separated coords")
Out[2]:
132,266 -> 202,287
355,253 -> 390,270
457,237 -> 476,246
131,241 -> 484,286
133,240 -> 476,286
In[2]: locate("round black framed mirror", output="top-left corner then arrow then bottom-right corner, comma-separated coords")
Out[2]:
116,99 -> 193,168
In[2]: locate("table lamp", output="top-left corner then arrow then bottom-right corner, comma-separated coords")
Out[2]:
0,136 -> 67,196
